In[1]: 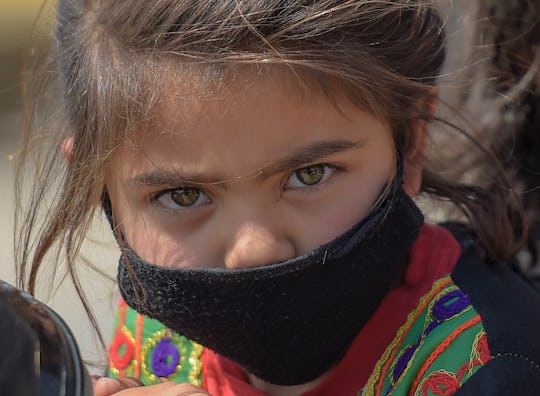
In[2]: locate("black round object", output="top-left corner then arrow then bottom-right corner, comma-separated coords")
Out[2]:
0,280 -> 92,396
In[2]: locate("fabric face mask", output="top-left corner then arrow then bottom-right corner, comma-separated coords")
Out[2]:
116,178 -> 424,386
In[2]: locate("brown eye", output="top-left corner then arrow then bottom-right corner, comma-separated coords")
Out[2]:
171,189 -> 200,206
157,188 -> 208,209
286,164 -> 336,190
294,165 -> 326,186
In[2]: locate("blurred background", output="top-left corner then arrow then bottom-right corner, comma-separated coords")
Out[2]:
0,0 -> 118,373
1,0 -> 538,377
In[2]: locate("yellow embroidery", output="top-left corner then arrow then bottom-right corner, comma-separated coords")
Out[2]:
188,342 -> 204,387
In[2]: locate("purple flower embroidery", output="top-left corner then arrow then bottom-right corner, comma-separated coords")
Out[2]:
151,338 -> 180,377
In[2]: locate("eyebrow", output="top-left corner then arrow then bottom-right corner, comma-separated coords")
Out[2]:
128,139 -> 365,188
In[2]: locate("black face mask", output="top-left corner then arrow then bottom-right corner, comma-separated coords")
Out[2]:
115,178 -> 424,386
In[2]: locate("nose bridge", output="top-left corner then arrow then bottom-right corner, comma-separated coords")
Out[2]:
223,203 -> 296,269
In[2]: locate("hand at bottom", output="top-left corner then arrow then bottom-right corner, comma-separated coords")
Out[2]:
93,376 -> 212,396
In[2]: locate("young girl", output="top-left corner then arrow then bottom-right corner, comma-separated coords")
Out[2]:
16,1 -> 540,395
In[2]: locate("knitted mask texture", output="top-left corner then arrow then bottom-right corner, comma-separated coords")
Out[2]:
116,180 -> 423,385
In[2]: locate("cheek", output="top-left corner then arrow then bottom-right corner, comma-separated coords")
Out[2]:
107,190 -> 200,267
322,189 -> 379,238
123,219 -> 201,267
292,180 -> 389,254
300,163 -> 394,251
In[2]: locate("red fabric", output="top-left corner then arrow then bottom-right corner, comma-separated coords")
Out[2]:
201,224 -> 462,396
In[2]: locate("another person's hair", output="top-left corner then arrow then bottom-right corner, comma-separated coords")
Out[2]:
436,0 -> 539,279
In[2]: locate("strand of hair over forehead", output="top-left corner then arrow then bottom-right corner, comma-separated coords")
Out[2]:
72,0 -> 439,54
57,0 -> 443,128
54,0 -> 445,166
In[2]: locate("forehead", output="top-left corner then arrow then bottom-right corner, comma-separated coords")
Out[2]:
156,65 -> 333,113
107,66 -> 394,183
140,63 -> 384,121
129,69 -> 386,146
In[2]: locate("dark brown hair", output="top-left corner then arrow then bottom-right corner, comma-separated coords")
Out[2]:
16,0 -> 525,302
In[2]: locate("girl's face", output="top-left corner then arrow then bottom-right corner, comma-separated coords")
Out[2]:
108,76 -> 398,268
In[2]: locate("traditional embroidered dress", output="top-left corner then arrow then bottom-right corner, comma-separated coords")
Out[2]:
107,225 -> 540,395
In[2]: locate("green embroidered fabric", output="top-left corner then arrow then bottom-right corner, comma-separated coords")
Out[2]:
107,276 -> 491,396
107,302 -> 203,386
363,276 -> 491,396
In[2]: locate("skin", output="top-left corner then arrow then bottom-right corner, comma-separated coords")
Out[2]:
102,73 -> 429,396
92,377 -> 211,395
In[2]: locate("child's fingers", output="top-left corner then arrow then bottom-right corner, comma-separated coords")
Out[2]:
91,377 -> 212,396
115,381 -> 212,396
92,376 -> 143,396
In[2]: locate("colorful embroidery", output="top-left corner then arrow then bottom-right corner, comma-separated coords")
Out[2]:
152,338 -> 180,377
419,370 -> 459,395
415,331 -> 491,396
109,302 -> 138,377
141,329 -> 186,381
110,277 -> 492,395
409,316 -> 481,394
364,277 -> 453,395
108,300 -> 204,387
363,276 -> 492,396
109,326 -> 136,374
